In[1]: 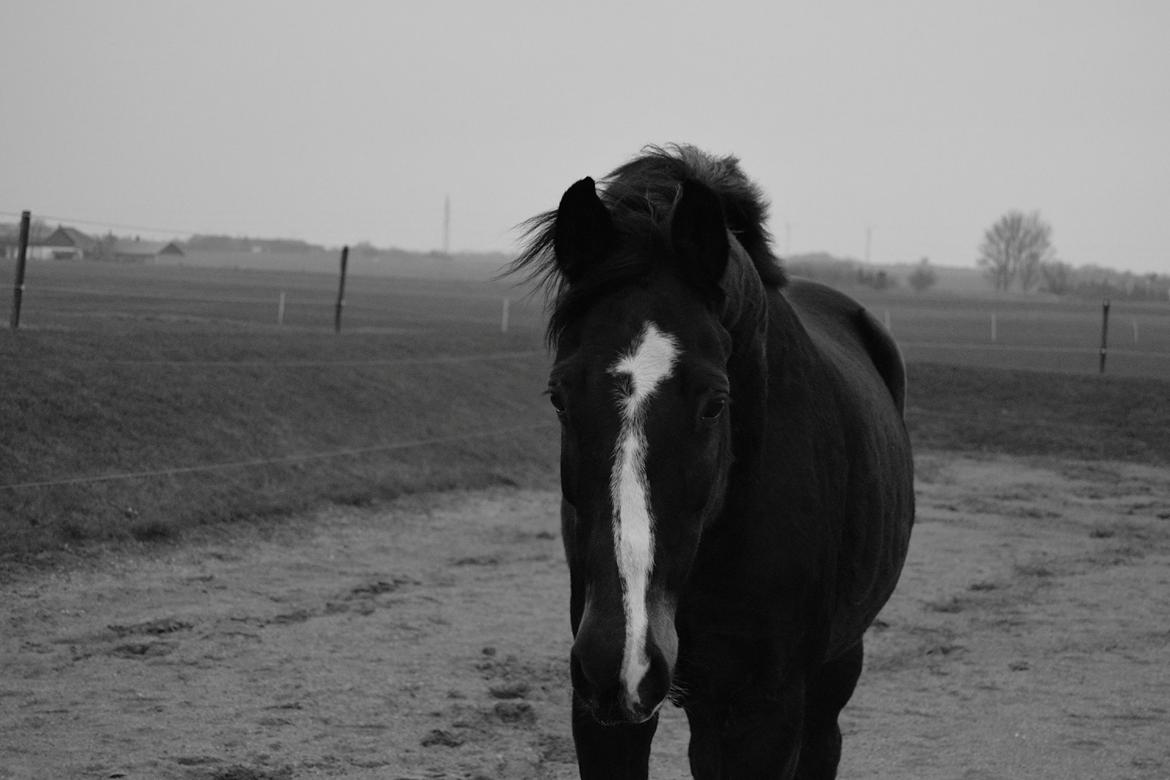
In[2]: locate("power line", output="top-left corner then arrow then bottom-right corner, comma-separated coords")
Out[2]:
0,209 -> 198,238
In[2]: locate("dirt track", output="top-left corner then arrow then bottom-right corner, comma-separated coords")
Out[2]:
2,452 -> 1168,779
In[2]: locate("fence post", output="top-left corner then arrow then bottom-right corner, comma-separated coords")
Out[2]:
334,246 -> 349,333
990,311 -> 997,343
277,291 -> 286,326
501,297 -> 510,334
9,210 -> 30,330
1098,299 -> 1110,375
1131,318 -> 1138,345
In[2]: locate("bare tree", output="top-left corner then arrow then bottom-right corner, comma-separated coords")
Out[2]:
978,210 -> 1056,292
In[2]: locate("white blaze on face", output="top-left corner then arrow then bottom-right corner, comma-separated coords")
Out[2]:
608,321 -> 679,708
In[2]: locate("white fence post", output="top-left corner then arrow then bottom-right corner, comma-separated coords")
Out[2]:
277,291 -> 286,325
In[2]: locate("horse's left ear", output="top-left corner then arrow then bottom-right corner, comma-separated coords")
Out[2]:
671,179 -> 730,292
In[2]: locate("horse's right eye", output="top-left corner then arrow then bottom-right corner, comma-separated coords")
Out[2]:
699,396 -> 728,422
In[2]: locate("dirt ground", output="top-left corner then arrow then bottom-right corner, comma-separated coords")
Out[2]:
2,451 -> 1168,780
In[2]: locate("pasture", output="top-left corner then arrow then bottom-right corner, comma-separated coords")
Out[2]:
1,257 -> 1169,777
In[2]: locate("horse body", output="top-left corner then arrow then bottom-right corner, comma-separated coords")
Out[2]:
518,145 -> 914,778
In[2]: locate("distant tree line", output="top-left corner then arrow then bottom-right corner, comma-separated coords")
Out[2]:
184,234 -> 327,254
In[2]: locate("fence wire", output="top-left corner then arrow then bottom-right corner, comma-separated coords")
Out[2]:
0,422 -> 557,491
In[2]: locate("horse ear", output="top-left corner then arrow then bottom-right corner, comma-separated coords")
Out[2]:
670,179 -> 729,291
554,177 -> 613,283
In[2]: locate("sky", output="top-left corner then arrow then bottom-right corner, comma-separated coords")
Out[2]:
2,1 -> 1168,274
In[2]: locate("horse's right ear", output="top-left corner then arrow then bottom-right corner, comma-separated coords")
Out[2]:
554,177 -> 612,283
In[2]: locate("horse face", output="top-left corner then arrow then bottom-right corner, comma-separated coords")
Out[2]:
548,179 -> 737,725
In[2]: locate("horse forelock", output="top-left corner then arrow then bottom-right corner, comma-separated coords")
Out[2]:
510,145 -> 786,349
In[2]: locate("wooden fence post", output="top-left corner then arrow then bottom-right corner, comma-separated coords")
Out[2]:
334,246 -> 349,333
501,297 -> 510,334
9,210 -> 30,330
277,291 -> 286,326
1098,299 -> 1110,375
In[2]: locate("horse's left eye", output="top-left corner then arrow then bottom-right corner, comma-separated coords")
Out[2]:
699,397 -> 727,422
549,391 -> 567,416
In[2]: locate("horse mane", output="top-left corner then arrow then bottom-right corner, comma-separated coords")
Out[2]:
512,144 -> 787,345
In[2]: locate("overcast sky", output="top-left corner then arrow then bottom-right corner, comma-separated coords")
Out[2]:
2,1 -> 1167,273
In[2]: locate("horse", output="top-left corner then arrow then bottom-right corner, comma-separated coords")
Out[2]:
514,145 -> 914,779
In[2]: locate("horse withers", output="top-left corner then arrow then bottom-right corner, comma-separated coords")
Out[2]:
515,145 -> 914,779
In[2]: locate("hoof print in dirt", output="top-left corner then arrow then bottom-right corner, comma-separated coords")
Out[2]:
111,641 -> 176,659
199,766 -> 293,780
451,554 -> 501,567
109,617 -> 193,636
493,701 -> 536,726
488,681 -> 530,699
421,728 -> 465,748
346,577 -> 414,598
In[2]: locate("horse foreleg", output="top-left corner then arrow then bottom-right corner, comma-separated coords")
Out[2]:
685,685 -> 807,779
795,640 -> 864,779
571,693 -> 659,779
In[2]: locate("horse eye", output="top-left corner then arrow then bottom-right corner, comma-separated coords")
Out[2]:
549,391 -> 567,416
700,398 -> 726,421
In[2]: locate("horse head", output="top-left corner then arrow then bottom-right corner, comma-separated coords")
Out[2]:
540,172 -> 769,724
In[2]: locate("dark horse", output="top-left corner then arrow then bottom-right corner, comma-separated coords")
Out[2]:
515,145 -> 914,778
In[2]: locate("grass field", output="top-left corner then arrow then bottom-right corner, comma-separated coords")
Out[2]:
2,258 -> 1168,558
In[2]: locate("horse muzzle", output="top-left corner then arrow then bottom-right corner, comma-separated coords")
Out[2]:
569,598 -> 678,724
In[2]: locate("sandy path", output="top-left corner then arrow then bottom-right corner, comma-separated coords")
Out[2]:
1,452 -> 1168,779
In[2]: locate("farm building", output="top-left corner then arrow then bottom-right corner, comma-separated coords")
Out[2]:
32,226 -> 99,260
109,238 -> 185,263
0,224 -> 18,258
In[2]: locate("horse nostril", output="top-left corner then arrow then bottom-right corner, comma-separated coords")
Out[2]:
633,647 -> 673,713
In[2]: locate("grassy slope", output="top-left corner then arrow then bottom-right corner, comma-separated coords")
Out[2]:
4,342 -> 1168,559
1,324 -> 559,556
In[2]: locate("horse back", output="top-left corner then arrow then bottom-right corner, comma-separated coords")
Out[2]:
781,278 -> 906,416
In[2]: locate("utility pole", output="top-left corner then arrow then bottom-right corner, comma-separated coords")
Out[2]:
442,195 -> 451,256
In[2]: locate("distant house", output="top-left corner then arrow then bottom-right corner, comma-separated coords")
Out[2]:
109,238 -> 185,264
0,224 -> 19,259
30,226 -> 98,260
